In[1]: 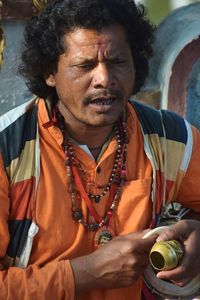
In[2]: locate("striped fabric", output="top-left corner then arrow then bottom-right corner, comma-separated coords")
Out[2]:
0,97 -> 40,268
0,98 -> 192,269
132,100 -> 193,227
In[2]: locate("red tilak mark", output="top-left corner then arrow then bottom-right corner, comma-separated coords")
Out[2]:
96,38 -> 107,51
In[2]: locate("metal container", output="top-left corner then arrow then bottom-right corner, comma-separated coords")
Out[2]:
149,240 -> 184,271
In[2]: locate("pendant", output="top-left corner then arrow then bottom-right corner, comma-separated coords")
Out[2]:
94,226 -> 115,249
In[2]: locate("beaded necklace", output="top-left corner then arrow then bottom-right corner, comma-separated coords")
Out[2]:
55,106 -> 128,247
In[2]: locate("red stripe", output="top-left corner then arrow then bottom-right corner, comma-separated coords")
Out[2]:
9,177 -> 35,220
155,171 -> 174,215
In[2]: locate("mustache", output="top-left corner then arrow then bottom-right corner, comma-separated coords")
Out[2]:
83,89 -> 124,104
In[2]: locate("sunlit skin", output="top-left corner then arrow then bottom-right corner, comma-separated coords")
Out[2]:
46,24 -> 135,149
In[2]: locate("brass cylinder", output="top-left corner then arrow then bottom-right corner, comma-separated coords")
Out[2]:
149,240 -> 184,271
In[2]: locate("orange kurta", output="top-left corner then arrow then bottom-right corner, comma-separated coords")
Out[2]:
0,99 -> 200,300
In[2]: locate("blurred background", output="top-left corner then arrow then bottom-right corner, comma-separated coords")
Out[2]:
135,0 -> 199,24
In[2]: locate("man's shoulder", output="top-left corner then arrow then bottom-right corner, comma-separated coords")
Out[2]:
129,98 -> 185,124
129,99 -> 188,143
0,97 -> 38,133
0,97 -> 39,168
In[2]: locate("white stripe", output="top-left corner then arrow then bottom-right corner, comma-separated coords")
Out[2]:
35,124 -> 40,190
159,110 -> 167,208
17,221 -> 39,268
180,120 -> 193,171
140,126 -> 156,212
0,97 -> 36,132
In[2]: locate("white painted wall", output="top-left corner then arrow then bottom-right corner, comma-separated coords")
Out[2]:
170,0 -> 191,10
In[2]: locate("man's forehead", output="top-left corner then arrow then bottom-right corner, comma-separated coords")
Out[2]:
60,25 -> 131,62
64,25 -> 127,47
65,30 -> 111,47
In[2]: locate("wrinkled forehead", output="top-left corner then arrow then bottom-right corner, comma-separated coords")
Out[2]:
62,25 -> 130,56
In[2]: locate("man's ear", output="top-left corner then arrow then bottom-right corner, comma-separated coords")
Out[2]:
45,74 -> 56,87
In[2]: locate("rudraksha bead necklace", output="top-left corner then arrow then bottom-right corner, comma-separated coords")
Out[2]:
55,106 -> 128,232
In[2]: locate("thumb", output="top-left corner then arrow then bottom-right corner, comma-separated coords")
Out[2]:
156,223 -> 185,242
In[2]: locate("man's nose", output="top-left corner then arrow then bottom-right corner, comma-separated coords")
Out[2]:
92,63 -> 115,88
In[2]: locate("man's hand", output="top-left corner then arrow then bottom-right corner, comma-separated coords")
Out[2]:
156,220 -> 200,286
70,231 -> 156,293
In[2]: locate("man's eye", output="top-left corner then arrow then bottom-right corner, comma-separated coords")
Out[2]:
79,63 -> 94,70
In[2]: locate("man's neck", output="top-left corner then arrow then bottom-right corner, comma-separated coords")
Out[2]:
57,101 -> 114,149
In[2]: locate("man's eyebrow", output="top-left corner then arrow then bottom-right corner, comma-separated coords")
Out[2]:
71,56 -> 94,62
71,58 -> 96,66
70,51 -> 128,65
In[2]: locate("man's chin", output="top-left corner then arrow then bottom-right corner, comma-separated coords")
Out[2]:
84,114 -> 120,128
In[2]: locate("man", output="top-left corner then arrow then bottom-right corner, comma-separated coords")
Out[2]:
0,0 -> 200,299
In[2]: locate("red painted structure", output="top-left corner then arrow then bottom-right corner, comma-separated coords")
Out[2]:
168,37 -> 200,117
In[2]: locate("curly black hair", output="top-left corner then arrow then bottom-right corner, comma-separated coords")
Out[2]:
19,0 -> 155,99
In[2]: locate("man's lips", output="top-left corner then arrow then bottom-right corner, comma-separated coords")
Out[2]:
88,96 -> 116,106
